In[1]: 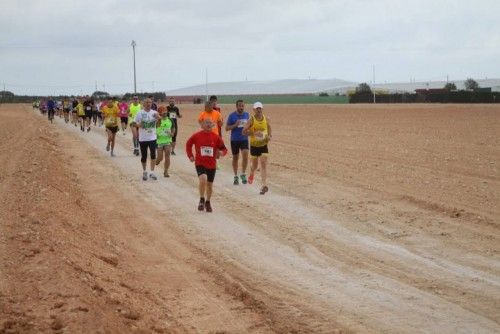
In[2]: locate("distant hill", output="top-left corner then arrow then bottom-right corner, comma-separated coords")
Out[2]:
166,78 -> 500,96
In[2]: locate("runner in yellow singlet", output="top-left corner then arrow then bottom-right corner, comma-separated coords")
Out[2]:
101,97 -> 120,157
242,102 -> 272,195
128,96 -> 142,156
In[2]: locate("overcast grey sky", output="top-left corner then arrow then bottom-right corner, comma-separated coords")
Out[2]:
1,0 -> 499,95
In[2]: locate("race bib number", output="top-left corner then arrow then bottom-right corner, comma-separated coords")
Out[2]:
146,128 -> 153,134
160,129 -> 171,137
254,131 -> 265,139
201,146 -> 214,157
169,113 -> 176,119
85,106 -> 91,111
238,119 -> 247,128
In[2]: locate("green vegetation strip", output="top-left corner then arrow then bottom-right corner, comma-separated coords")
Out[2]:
215,95 -> 348,104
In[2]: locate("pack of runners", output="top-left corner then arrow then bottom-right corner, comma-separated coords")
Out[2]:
35,94 -> 272,211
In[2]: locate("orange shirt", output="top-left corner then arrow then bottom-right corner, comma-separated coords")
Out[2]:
198,110 -> 223,136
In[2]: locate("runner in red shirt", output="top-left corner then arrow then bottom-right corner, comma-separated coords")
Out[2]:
186,119 -> 227,213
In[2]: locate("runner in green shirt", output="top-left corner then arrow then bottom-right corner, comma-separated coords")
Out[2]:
156,107 -> 175,177
128,96 -> 142,156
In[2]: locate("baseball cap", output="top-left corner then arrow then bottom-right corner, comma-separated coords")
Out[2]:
253,102 -> 263,109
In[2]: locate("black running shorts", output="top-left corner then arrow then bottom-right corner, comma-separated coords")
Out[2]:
230,140 -> 249,155
195,165 -> 216,183
106,126 -> 119,134
250,145 -> 268,157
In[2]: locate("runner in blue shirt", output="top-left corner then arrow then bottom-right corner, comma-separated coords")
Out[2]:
225,99 -> 250,185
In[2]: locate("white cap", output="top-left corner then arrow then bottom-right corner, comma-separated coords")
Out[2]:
253,101 -> 263,109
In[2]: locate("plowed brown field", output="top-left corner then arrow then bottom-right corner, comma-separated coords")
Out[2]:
1,103 -> 499,333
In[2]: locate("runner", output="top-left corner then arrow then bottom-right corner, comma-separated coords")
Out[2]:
118,97 -> 129,135
155,106 -> 175,177
225,99 -> 250,185
83,96 -> 94,132
166,97 -> 182,155
71,97 -> 79,126
186,118 -> 227,213
96,99 -> 103,127
149,95 -> 158,111
242,102 -> 272,195
209,95 -> 222,137
91,99 -> 99,126
62,97 -> 71,123
128,96 -> 142,156
101,97 -> 120,157
135,98 -> 159,180
198,101 -> 223,136
76,98 -> 86,131
56,100 -> 63,118
46,97 -> 56,123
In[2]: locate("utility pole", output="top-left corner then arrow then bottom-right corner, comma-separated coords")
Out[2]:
95,81 -> 97,91
372,65 -> 376,104
131,40 -> 137,93
205,68 -> 208,101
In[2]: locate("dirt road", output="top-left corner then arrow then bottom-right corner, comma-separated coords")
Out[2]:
1,103 -> 499,333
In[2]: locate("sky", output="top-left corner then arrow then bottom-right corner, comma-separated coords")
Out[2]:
1,0 -> 499,95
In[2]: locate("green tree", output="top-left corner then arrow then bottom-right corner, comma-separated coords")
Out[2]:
0,90 -> 15,98
355,83 -> 372,93
444,82 -> 457,90
91,91 -> 110,99
464,78 -> 479,90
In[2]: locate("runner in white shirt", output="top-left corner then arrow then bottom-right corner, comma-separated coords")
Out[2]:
134,98 -> 160,181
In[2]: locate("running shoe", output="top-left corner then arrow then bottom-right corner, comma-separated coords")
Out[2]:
149,172 -> 157,180
260,186 -> 269,195
133,148 -> 139,156
198,198 -> 205,211
164,169 -> 169,178
205,201 -> 212,213
142,171 -> 148,181
110,151 -> 115,157
240,174 -> 247,184
87,127 -> 91,132
171,151 -> 176,156
106,143 -> 110,151
248,174 -> 254,184
233,176 -> 239,185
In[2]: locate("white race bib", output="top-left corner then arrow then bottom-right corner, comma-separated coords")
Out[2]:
201,146 -> 214,157
255,131 -> 265,139
169,113 -> 176,119
238,119 -> 247,128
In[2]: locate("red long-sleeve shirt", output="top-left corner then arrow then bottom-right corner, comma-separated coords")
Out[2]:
185,130 -> 226,169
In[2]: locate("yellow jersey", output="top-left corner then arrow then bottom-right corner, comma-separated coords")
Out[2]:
102,105 -> 120,127
76,103 -> 85,116
249,115 -> 268,147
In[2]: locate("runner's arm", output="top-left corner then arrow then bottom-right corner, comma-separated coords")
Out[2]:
185,135 -> 195,162
242,117 -> 253,136
267,117 -> 272,141
225,115 -> 237,132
